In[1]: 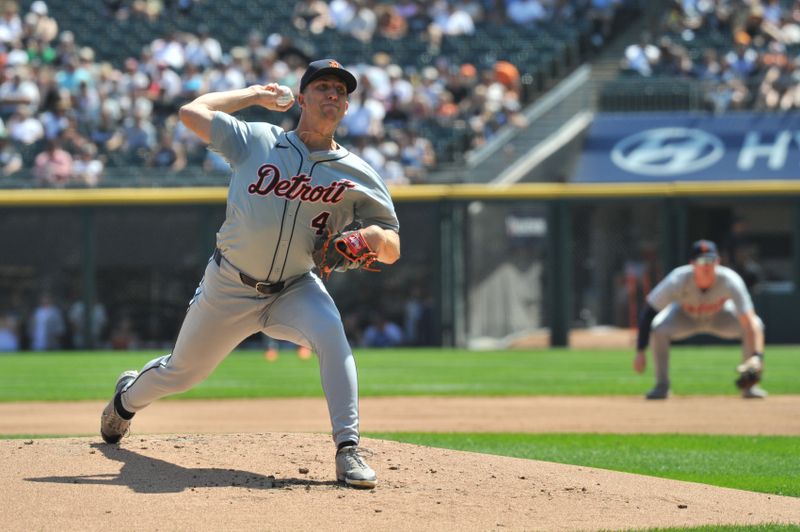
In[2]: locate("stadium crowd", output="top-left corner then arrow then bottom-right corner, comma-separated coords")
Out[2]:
0,287 -> 435,351
622,0 -> 800,112
0,0 -> 627,187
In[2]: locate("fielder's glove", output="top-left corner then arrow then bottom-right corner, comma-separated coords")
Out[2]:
734,354 -> 763,390
313,230 -> 379,279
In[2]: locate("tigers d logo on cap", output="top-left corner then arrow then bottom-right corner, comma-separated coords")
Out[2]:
299,58 -> 358,94
690,239 -> 719,262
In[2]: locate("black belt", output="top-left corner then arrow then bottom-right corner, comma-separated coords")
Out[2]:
213,249 -> 285,295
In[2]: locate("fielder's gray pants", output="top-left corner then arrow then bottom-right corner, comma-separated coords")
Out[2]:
650,301 -> 763,389
119,255 -> 360,446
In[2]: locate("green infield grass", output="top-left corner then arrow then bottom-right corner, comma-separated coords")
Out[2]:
368,433 -> 800,497
641,526 -> 799,531
0,346 -> 798,401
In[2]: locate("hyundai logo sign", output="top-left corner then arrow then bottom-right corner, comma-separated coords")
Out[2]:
610,127 -> 724,176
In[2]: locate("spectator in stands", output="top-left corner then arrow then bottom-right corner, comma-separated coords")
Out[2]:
179,61 -> 205,100
148,128 -> 186,171
207,54 -> 246,92
72,142 -> 104,186
399,129 -> 435,183
362,314 -> 404,347
293,0 -> 332,34
396,0 -> 432,32
725,41 -> 758,79
0,125 -> 22,176
54,29 -> 78,65
695,49 -> 722,81
706,77 -> 748,113
383,93 -> 410,130
8,106 -> 44,145
68,297 -> 108,349
184,24 -> 222,68
55,56 -> 92,94
131,0 -> 164,22
120,110 -> 156,164
109,314 -> 139,350
763,0 -> 783,26
623,33 -> 661,77
151,30 -> 185,71
149,60 -> 183,109
25,1 -> 58,44
33,136 -> 71,185
0,312 -> 20,352
506,0 -> 548,26
403,286 -> 434,346
329,0 -> 355,30
27,37 -> 57,65
89,106 -> 124,152
345,0 -> 379,42
0,0 -> 23,45
74,78 -> 101,124
375,2 -> 408,39
430,0 -> 475,36
40,97 -> 69,139
28,292 -> 64,351
342,88 -> 384,138
0,67 -> 41,116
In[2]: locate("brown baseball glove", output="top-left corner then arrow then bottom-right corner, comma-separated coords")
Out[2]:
313,230 -> 379,279
734,354 -> 763,390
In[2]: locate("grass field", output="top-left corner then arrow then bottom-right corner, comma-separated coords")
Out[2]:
2,345 -> 798,531
368,433 -> 800,497
0,346 -> 798,401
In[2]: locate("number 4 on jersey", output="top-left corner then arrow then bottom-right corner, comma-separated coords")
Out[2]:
311,212 -> 330,235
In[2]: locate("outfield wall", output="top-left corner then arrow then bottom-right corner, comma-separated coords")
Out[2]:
1,182 -> 798,348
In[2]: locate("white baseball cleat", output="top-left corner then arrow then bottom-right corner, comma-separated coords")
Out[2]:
336,445 -> 377,489
100,370 -> 138,444
742,385 -> 768,399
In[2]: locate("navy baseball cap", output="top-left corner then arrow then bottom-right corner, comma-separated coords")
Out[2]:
690,239 -> 719,262
299,59 -> 357,94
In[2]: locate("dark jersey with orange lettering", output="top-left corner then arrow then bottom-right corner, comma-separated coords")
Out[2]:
647,264 -> 753,319
209,111 -> 399,282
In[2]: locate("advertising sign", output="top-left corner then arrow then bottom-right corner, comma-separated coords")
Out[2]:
575,113 -> 800,181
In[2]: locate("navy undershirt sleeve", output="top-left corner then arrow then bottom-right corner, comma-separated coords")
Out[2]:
636,304 -> 659,350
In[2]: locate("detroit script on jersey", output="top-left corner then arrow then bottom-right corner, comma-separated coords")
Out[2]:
247,163 -> 355,204
210,113 -> 399,282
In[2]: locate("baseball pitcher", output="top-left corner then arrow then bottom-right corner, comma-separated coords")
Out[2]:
633,239 -> 767,399
100,59 -> 400,489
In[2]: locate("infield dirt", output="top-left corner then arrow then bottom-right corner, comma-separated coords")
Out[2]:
2,396 -> 799,531
3,432 -> 800,531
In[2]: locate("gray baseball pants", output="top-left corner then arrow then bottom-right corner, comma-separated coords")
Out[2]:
118,254 -> 360,446
650,301 -> 763,389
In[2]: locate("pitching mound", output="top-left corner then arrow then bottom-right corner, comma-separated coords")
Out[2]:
3,433 -> 799,531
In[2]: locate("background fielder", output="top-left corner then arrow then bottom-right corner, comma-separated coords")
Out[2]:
633,239 -> 767,399
100,59 -> 400,489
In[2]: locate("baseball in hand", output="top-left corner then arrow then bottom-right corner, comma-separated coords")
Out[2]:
276,85 -> 293,106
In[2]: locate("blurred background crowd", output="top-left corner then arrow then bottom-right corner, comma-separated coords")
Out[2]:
622,0 -> 800,112
0,0 -> 628,187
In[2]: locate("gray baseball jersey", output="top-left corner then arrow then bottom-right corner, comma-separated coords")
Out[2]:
647,264 -> 753,318
116,112 -> 399,447
211,112 -> 399,281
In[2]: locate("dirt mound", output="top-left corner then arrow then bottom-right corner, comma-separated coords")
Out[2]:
2,433 -> 799,531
